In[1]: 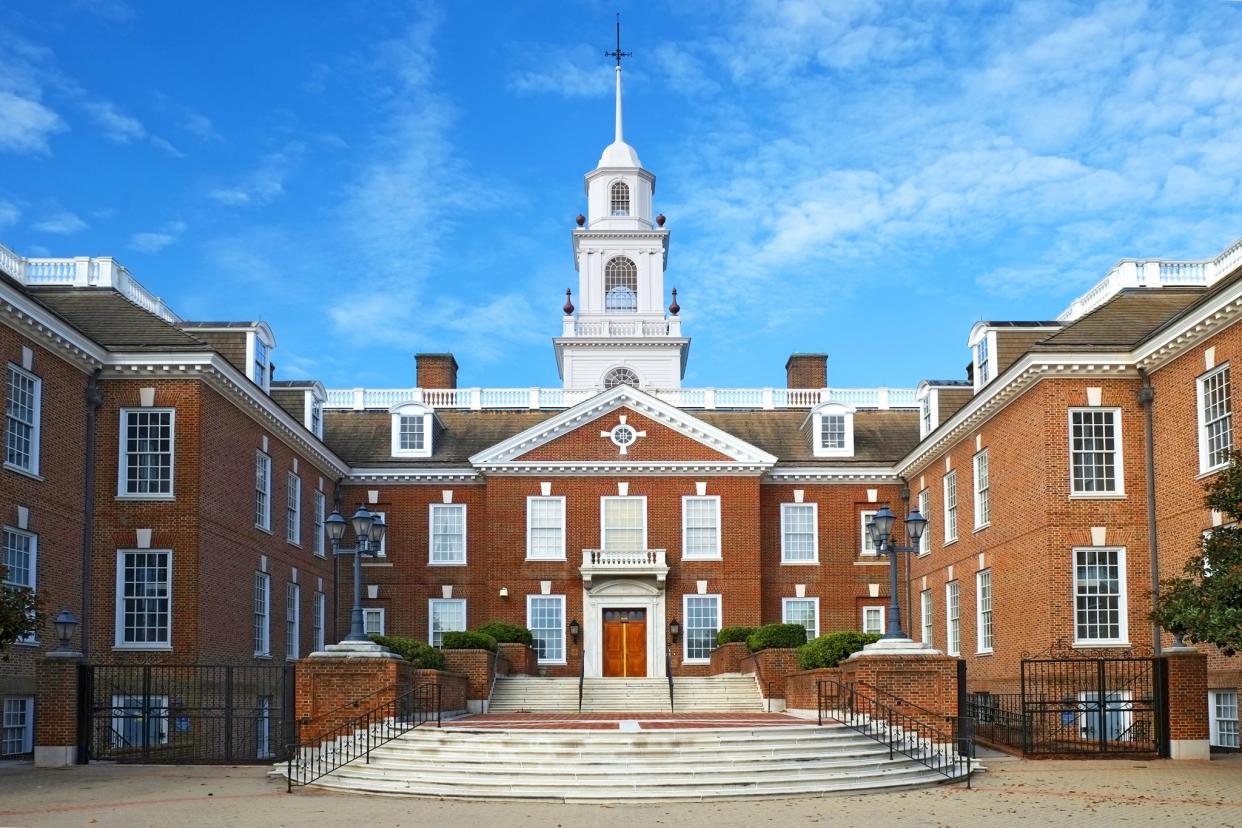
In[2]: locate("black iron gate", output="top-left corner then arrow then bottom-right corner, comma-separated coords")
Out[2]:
79,664 -> 294,764
1020,654 -> 1168,756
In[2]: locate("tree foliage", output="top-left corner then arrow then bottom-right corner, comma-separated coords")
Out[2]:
0,564 -> 43,658
1152,450 -> 1242,656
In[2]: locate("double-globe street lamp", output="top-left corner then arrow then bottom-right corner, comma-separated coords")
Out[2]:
866,504 -> 928,640
325,505 -> 387,643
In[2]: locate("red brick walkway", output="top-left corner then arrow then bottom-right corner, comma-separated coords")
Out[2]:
445,712 -> 817,730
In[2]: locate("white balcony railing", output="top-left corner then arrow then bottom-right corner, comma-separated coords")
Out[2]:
580,548 -> 669,586
566,319 -> 681,337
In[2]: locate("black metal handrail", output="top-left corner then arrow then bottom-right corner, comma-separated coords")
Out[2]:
666,646 -> 674,712
578,651 -> 586,713
817,679 -> 974,788
286,683 -> 440,792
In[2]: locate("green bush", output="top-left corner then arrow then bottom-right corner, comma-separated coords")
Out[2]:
441,630 -> 498,652
475,622 -> 534,647
368,634 -> 446,670
796,631 -> 881,670
746,623 -> 808,652
715,626 -> 755,646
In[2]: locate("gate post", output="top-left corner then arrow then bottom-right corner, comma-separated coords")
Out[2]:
1162,646 -> 1209,760
34,652 -> 85,767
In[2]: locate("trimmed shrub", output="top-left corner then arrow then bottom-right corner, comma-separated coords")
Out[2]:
715,626 -> 755,647
796,631 -> 881,670
746,623 -> 808,652
441,630 -> 498,652
368,634 -> 446,670
475,623 -> 534,647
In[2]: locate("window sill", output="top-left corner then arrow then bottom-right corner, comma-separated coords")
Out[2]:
255,525 -> 273,535
537,660 -> 568,666
681,556 -> 723,562
780,560 -> 820,566
525,556 -> 568,563
116,493 -> 175,502
976,649 -> 993,656
852,559 -> 889,567
287,541 -> 302,548
112,644 -> 173,652
428,561 -> 468,567
1068,493 -> 1126,500
3,463 -> 43,481
916,550 -> 930,558
973,523 -> 990,533
253,653 -> 273,660
944,538 -> 958,547
1071,640 -> 1130,649
682,659 -> 710,665
312,551 -> 326,559
1197,467 -> 1226,481
361,561 -> 393,568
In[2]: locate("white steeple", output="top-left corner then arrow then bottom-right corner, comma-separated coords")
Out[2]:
598,64 -> 641,169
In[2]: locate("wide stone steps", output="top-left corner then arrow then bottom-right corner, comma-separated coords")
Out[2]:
488,676 -> 764,713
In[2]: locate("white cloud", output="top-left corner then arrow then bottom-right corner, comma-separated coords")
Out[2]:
509,44 -> 615,98
0,90 -> 64,154
84,100 -> 146,143
33,211 -> 88,235
208,145 -> 303,206
128,220 -> 187,253
181,112 -> 222,142
0,200 -> 20,228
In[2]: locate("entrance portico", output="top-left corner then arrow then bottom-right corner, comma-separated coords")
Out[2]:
581,578 -> 668,678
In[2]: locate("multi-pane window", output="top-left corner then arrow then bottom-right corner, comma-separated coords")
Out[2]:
602,497 -> 645,551
1073,547 -> 1127,644
782,597 -> 819,640
527,496 -> 566,560
310,402 -> 323,438
920,395 -> 933,437
943,471 -> 958,543
119,409 -> 174,496
976,569 -> 993,653
253,337 -> 267,386
370,510 -> 388,557
527,595 -> 565,663
860,510 -> 878,555
399,415 -> 425,451
2,696 -> 32,756
603,367 -> 639,389
1210,690 -> 1239,748
610,181 -> 630,216
1199,365 -> 1233,473
918,490 -> 930,554
1070,409 -> 1122,495
429,598 -> 465,647
115,550 -> 171,648
781,503 -> 818,563
920,589 -> 933,646
111,694 -> 168,749
682,496 -> 720,559
429,504 -> 466,564
977,337 -> 990,385
363,607 -> 385,637
286,473 -> 301,545
285,582 -> 300,660
684,595 -> 720,663
3,528 -> 36,644
253,571 -> 270,656
821,415 -> 846,450
604,256 -> 638,312
945,580 -> 960,656
974,449 -> 990,528
313,490 -> 326,557
862,606 -> 885,636
254,452 -> 272,530
5,365 -> 40,474
313,590 -> 325,652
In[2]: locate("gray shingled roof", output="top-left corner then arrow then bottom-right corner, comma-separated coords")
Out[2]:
26,287 -> 209,351
1033,287 -> 1206,351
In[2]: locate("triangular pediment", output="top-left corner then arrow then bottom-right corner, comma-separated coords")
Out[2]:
469,386 -> 778,470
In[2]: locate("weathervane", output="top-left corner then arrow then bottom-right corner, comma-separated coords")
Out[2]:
605,13 -> 631,67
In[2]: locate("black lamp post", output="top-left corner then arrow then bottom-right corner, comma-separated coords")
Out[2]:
668,618 -> 681,643
53,609 -> 79,652
326,505 -> 387,643
866,505 -> 928,640
569,619 -> 581,643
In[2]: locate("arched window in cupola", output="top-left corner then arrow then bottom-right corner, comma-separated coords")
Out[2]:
603,367 -> 640,389
604,256 -> 638,312
610,181 -> 630,216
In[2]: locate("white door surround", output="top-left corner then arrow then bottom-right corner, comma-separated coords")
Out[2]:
582,578 -> 666,678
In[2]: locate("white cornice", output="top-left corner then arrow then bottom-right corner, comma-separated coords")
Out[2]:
0,289 -> 108,371
764,467 -> 902,484
347,468 -> 482,484
1133,280 -> 1242,371
474,461 -> 770,476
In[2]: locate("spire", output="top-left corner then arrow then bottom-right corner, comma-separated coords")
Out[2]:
615,65 -> 623,144
598,14 -> 639,169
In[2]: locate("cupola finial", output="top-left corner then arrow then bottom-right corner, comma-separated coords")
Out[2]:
604,13 -> 631,143
563,288 -> 575,315
669,288 -> 680,316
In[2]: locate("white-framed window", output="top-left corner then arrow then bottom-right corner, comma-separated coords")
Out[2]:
526,496 -> 566,560
286,582 -> 300,660
254,451 -> 272,530
919,391 -> 934,438
821,415 -> 845,449
1210,690 -> 1239,748
5,365 -> 40,475
782,597 -> 819,640
1073,546 -> 1128,645
312,490 -> 326,557
976,569 -> 993,653
118,408 -> 174,497
1069,408 -> 1124,496
860,509 -> 878,555
286,473 -> 301,545
429,598 -> 465,647
527,595 -> 566,664
110,694 -> 168,749
253,571 -> 270,656
2,527 -> 36,644
368,509 -> 387,557
917,489 -> 930,555
429,504 -> 466,564
781,503 -> 818,564
313,590 -> 325,651
683,594 -> 720,664
604,256 -> 638,312
976,336 -> 990,385
390,404 -> 434,458
943,471 -> 958,544
252,336 -> 268,387
114,550 -> 172,649
363,607 -> 385,637
1,696 -> 33,756
1198,365 -> 1232,474
309,398 -> 324,439
399,416 -> 424,451
601,496 -> 646,551
610,180 -> 630,216
945,580 -> 960,656
812,402 -> 854,458
682,496 -> 721,559
862,606 -> 885,636
973,449 -> 990,529
603,367 -> 640,389
920,589 -> 933,646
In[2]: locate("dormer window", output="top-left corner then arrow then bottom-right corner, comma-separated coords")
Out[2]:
977,336 -> 990,385
390,403 -> 435,458
248,325 -> 275,393
968,325 -> 996,393
811,402 -> 854,458
310,400 -> 323,439
610,181 -> 630,216
917,385 -> 939,439
604,256 -> 638,312
253,338 -> 267,385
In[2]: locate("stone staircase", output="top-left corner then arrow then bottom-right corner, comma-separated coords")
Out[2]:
298,722 -> 971,800
487,675 -> 765,713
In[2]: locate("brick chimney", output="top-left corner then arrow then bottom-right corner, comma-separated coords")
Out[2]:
416,353 -> 459,389
785,353 -> 827,389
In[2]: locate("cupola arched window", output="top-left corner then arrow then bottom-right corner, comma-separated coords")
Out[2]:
603,367 -> 640,389
610,181 -> 630,216
604,257 -> 638,312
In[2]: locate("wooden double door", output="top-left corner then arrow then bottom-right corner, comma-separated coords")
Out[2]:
602,608 -> 647,677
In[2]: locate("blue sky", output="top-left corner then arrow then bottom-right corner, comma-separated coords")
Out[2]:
1,1 -> 1240,390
